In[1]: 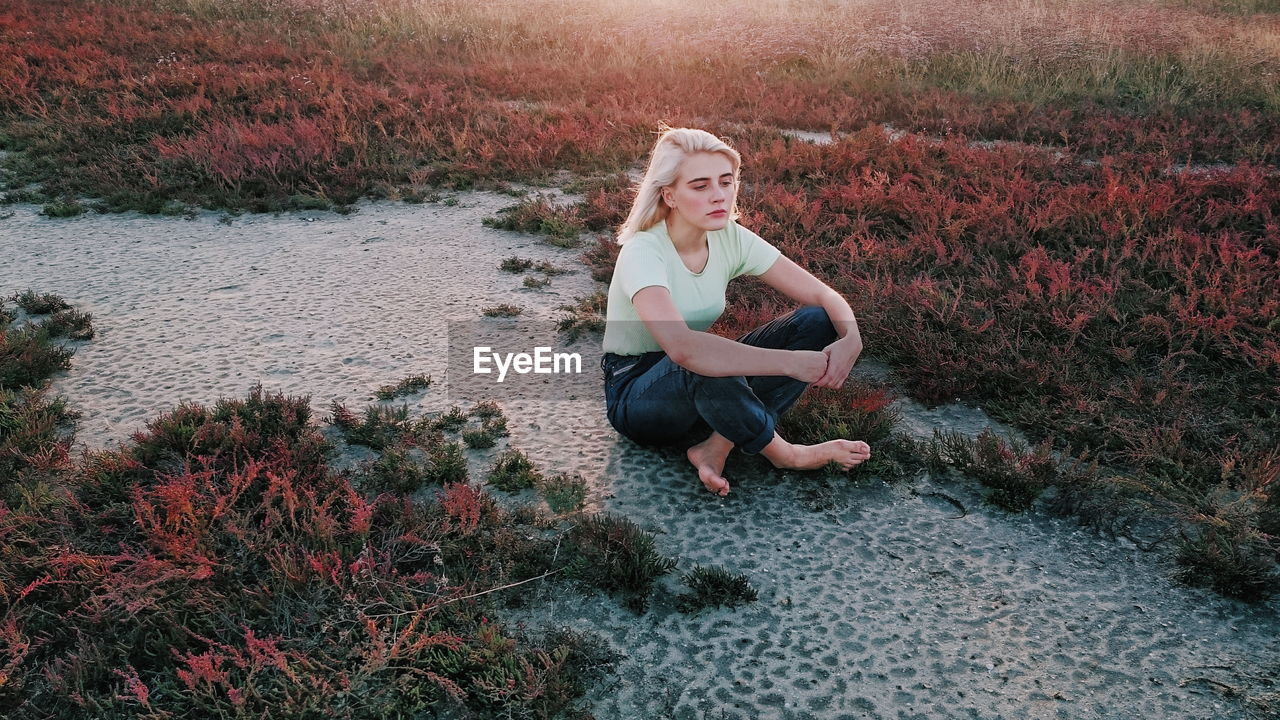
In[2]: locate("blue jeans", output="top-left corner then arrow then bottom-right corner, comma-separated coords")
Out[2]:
601,306 -> 838,454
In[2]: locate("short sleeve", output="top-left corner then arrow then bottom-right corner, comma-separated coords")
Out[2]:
615,235 -> 671,300
732,223 -> 782,278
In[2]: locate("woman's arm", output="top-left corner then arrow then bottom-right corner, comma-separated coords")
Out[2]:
757,257 -> 863,389
631,285 -> 827,381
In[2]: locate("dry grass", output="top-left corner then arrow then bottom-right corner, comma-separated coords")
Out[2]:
112,0 -> 1280,110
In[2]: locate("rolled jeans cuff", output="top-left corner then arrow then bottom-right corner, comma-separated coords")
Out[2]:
737,412 -> 777,455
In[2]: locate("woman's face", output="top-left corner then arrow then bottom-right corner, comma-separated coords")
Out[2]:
662,151 -> 737,233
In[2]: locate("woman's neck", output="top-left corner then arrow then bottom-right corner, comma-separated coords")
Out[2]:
664,214 -> 707,253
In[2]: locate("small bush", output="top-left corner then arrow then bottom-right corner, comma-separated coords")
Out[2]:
581,235 -> 620,283
131,385 -> 326,477
533,260 -> 569,275
555,290 -> 607,341
431,405 -> 468,432
482,304 -> 523,317
780,382 -> 898,447
14,290 -> 70,315
500,256 -> 534,273
1175,525 -> 1277,602
39,308 -> 94,340
523,275 -> 551,289
676,565 -> 759,613
926,429 -> 1058,511
545,234 -> 583,249
0,386 -> 76,485
1046,452 -> 1148,538
287,193 -> 330,210
0,326 -> 74,387
539,472 -> 588,514
481,415 -> 508,438
484,195 -> 586,245
488,449 -> 542,491
524,626 -> 621,701
565,513 -> 677,613
779,381 -> 903,479
434,400 -> 506,452
427,440 -> 469,484
469,399 -> 503,421
330,401 -> 411,451
40,198 -> 84,217
462,428 -> 497,449
363,442 -> 432,494
374,374 -> 432,400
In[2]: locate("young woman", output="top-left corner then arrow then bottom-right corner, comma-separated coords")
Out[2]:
601,127 -> 871,496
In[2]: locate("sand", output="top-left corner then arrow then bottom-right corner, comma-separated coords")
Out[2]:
2,193 -> 1276,719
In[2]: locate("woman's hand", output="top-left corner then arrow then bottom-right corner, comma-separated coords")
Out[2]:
788,350 -> 830,384
815,335 -> 862,389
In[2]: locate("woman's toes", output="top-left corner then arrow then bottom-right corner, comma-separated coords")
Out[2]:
698,469 -> 730,496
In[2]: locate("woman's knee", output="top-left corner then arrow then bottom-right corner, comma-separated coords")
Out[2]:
792,305 -> 838,346
612,409 -> 698,446
608,386 -> 700,445
686,372 -> 752,398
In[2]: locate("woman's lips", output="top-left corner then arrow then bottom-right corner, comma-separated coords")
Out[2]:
709,210 -> 727,216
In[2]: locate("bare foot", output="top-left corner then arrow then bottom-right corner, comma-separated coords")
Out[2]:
687,435 -> 732,496
764,438 -> 871,471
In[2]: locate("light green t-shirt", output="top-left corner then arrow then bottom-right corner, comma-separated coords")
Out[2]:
602,219 -> 782,355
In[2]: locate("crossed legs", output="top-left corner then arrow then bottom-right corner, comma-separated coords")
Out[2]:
608,306 -> 872,496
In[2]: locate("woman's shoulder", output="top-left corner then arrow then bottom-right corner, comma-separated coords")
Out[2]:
619,229 -> 665,255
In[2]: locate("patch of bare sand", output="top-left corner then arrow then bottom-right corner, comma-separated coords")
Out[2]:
2,194 -> 1276,719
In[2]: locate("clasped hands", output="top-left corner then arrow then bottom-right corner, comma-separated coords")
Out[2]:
790,335 -> 863,389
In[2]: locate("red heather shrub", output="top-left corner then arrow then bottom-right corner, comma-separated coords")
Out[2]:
2,0 -> 1278,213
0,300 -> 616,714
779,382 -> 900,449
440,481 -> 490,536
151,116 -> 342,194
127,384 -> 327,482
0,383 -> 608,717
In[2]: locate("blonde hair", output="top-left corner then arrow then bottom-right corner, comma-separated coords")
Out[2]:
616,126 -> 742,244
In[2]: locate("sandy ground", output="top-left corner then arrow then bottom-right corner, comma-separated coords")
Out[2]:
2,194 -> 1277,719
